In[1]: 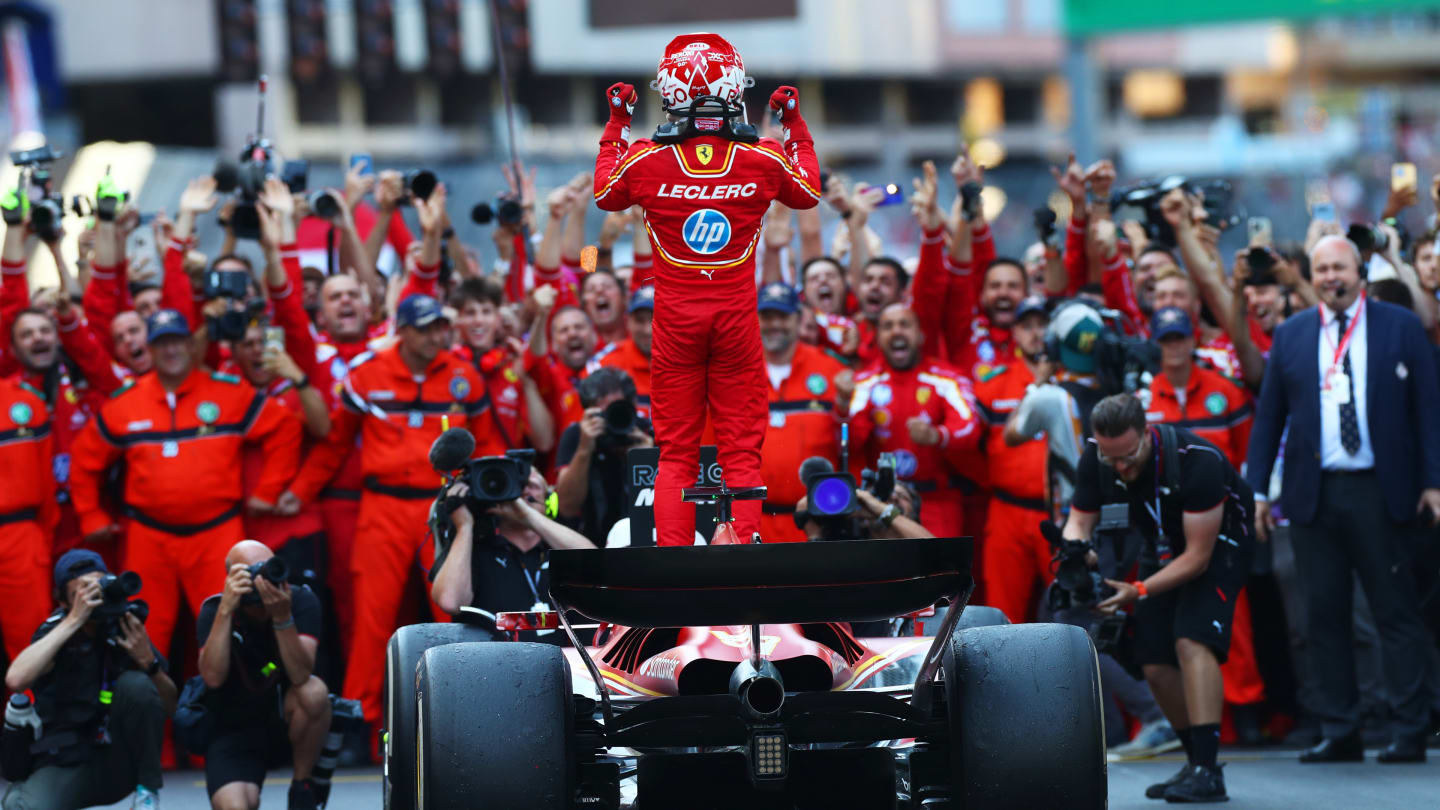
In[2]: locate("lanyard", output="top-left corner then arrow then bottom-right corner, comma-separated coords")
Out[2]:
1320,294 -> 1364,388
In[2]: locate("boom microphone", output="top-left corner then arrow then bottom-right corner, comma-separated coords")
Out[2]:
797,456 -> 835,488
429,428 -> 476,473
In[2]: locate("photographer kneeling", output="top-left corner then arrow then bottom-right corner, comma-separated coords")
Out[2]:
3,550 -> 175,810
1066,393 -> 1254,803
431,467 -> 596,622
554,368 -> 654,545
196,541 -> 330,810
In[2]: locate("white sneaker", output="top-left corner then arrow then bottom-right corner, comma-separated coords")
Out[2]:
1107,719 -> 1181,761
132,785 -> 159,810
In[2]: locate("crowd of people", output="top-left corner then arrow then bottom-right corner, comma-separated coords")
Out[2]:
0,116 -> 1439,806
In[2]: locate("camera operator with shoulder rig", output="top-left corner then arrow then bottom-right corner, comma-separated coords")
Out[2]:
430,464 -> 596,621
2,550 -> 174,810
1065,393 -> 1254,803
553,367 -> 654,545
194,540 -> 330,810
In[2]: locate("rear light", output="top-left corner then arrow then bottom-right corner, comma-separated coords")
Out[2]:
751,732 -> 787,779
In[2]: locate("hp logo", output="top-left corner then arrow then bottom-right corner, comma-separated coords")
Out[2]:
682,209 -> 731,255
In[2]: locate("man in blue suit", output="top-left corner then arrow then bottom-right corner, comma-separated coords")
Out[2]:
1248,234 -> 1440,764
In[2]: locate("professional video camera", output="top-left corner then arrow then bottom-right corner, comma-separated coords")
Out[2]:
1092,325 -> 1160,396
240,557 -> 290,607
201,268 -> 266,342
213,76 -> 310,240
1111,175 -> 1241,248
92,571 -> 150,642
794,453 -> 897,539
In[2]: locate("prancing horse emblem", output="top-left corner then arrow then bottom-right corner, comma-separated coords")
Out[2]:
696,144 -> 714,165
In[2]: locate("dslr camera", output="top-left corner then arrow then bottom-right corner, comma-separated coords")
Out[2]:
202,269 -> 266,342
459,449 -> 537,505
1111,175 -> 1241,248
92,571 -> 150,642
240,557 -> 290,607
471,193 -> 524,227
4,145 -> 68,242
213,76 -> 309,240
598,399 -> 642,448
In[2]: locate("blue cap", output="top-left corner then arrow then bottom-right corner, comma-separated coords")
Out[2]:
1151,306 -> 1193,341
396,294 -> 449,329
54,549 -> 107,592
628,285 -> 656,314
1014,295 -> 1048,323
145,308 -> 191,343
757,282 -> 800,314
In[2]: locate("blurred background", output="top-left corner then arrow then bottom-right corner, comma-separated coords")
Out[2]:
3,0 -> 1440,281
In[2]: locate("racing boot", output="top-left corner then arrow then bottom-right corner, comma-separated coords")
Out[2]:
288,778 -> 320,810
1162,763 -> 1227,803
1144,763 -> 1190,799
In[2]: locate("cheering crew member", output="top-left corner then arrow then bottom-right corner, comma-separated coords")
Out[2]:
847,304 -> 981,537
69,309 -> 302,660
590,287 -> 655,419
754,283 -> 847,542
1072,394 -> 1255,803
593,32 -> 821,546
1145,308 -> 1252,467
0,377 -> 55,663
451,277 -> 556,452
534,303 -> 594,444
277,294 -> 500,727
973,297 -> 1055,623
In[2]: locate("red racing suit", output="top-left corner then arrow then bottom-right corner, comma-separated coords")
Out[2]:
594,115 -> 820,546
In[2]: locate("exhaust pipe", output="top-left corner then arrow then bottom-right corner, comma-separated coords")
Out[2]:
730,659 -> 785,720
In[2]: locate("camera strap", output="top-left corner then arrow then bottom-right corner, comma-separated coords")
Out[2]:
1149,425 -> 1181,565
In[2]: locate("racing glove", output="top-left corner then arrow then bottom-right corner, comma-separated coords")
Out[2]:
768,85 -> 813,145
602,82 -> 638,144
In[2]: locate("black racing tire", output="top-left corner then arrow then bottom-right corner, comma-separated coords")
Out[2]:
383,623 -> 496,810
943,622 -> 1106,809
416,642 -> 574,810
954,604 -> 1010,630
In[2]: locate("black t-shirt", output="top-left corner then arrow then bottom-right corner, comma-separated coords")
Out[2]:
555,417 -> 652,545
468,533 -> 551,614
195,586 -> 323,721
1072,427 -> 1253,562
30,609 -> 164,763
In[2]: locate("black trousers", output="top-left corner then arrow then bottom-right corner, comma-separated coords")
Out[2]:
1290,471 -> 1432,740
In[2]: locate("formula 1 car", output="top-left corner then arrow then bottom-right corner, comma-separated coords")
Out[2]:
382,531 -> 1106,810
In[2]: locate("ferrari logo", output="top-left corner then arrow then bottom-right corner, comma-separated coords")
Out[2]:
696,144 -> 714,165
916,389 -> 932,405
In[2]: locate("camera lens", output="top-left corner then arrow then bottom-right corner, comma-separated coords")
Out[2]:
477,466 -> 512,499
407,169 -> 437,202
811,477 -> 855,516
309,189 -> 340,219
602,399 -> 636,436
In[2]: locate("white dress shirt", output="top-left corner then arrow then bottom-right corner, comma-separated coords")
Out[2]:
1318,296 -> 1373,470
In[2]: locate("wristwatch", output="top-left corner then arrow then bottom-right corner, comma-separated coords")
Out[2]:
877,504 -> 901,527
293,374 -> 310,390
144,658 -> 163,676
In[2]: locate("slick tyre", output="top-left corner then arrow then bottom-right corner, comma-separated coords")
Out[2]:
416,642 -> 574,810
954,604 -> 1010,630
943,623 -> 1106,810
383,623 -> 495,810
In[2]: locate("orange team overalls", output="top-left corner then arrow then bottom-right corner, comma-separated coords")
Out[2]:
1145,366 -> 1265,708
286,344 -> 504,724
759,343 -> 844,542
0,378 -> 57,661
972,361 -> 1058,623
69,369 -> 301,657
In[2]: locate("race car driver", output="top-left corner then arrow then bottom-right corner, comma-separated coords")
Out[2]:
593,32 -> 821,546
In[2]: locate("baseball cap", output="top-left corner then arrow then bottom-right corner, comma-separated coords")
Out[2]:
757,282 -> 800,314
145,308 -> 191,343
54,549 -> 107,592
1151,307 -> 1193,341
1046,301 -> 1103,374
629,286 -> 656,314
1014,295 -> 1048,323
396,294 -> 449,329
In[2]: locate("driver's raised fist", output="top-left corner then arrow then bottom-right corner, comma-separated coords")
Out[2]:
769,86 -> 801,124
606,82 -> 638,121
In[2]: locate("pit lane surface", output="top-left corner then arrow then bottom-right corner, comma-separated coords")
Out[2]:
50,753 -> 1438,808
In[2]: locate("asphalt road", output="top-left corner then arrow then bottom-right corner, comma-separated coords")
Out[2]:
48,749 -> 1435,809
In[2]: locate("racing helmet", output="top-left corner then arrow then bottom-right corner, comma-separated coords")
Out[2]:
651,33 -> 757,143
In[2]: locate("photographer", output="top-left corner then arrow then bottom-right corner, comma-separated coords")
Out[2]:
430,468 -> 596,618
3,550 -> 174,810
554,368 -> 654,545
196,540 -> 330,810
1066,393 -> 1254,803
